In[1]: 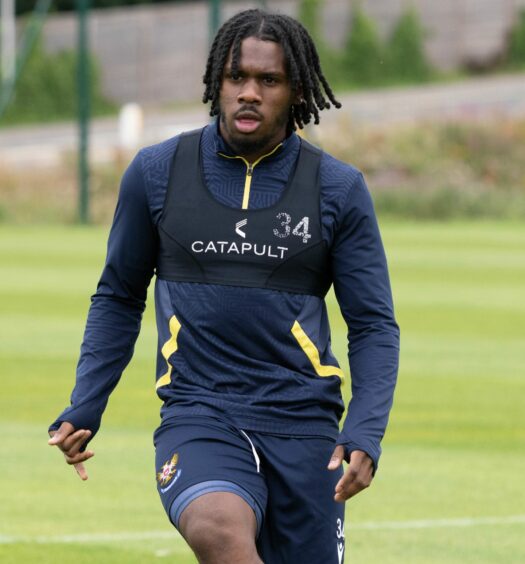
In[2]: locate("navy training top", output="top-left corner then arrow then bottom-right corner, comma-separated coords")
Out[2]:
50,121 -> 400,470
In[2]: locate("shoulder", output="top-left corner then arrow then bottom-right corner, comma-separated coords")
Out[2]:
319,150 -> 363,196
314,146 -> 372,237
138,126 -> 208,186
300,138 -> 363,200
134,130 -> 202,225
138,134 -> 181,183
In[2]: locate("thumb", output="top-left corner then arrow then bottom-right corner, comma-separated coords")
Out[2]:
327,445 -> 345,470
48,421 -> 75,445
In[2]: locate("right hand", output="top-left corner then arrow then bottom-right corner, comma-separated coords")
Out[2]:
48,421 -> 95,481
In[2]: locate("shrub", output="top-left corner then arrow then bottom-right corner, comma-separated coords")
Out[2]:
1,40 -> 114,125
386,7 -> 433,83
318,118 -> 525,220
298,0 -> 322,43
298,0 -> 342,87
342,6 -> 386,86
15,0 -> 170,16
507,9 -> 525,68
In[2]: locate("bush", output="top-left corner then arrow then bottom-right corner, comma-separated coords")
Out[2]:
15,0 -> 175,16
386,8 -> 433,83
1,40 -> 114,125
318,118 -> 525,220
342,6 -> 386,86
298,0 -> 343,87
298,0 -> 322,43
507,9 -> 525,68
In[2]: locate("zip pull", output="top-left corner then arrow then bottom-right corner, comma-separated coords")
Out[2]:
247,163 -> 253,176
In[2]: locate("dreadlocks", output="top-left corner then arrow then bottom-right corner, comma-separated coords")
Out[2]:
202,9 -> 341,130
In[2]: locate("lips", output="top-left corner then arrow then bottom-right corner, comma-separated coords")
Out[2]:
234,111 -> 262,134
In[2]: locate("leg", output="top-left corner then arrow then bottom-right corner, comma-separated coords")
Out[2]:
179,491 -> 263,564
253,434 -> 346,564
154,416 -> 268,563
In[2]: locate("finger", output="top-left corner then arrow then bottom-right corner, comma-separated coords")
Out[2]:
60,430 -> 92,455
74,462 -> 89,481
48,421 -> 76,445
64,450 -> 95,466
327,445 -> 345,470
334,465 -> 358,495
334,463 -> 372,502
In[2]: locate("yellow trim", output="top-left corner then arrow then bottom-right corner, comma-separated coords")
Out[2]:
291,321 -> 345,381
219,143 -> 282,210
242,170 -> 253,210
156,315 -> 182,389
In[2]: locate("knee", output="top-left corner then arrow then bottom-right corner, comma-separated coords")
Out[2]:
184,511 -> 240,558
180,502 -> 258,563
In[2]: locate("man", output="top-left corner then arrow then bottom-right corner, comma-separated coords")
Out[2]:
49,9 -> 399,564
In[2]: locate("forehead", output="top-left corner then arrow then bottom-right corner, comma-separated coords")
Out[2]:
226,36 -> 287,75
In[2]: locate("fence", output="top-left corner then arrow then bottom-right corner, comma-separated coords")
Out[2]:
24,0 -> 525,105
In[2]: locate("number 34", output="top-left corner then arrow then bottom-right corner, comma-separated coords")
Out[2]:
273,213 -> 312,243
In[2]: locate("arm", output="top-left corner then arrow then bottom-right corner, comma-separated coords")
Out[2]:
48,153 -> 158,478
327,173 -> 400,500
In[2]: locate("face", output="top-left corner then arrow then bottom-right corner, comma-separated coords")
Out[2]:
219,36 -> 299,162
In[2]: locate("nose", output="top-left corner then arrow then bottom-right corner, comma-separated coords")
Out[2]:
237,79 -> 262,104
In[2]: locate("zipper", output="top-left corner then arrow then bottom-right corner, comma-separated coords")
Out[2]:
242,162 -> 254,209
219,143 -> 282,210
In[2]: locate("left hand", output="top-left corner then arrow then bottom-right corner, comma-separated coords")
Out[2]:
48,421 -> 94,481
327,446 -> 374,502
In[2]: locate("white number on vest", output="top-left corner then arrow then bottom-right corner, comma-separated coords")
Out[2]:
273,214 -> 311,244
273,213 -> 291,238
292,217 -> 311,243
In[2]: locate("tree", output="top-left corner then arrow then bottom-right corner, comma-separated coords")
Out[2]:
507,9 -> 525,67
342,5 -> 385,86
386,7 -> 432,82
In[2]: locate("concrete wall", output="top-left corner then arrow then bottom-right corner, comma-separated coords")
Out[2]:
37,0 -> 525,105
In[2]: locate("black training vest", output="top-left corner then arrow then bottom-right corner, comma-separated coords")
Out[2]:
156,129 -> 331,297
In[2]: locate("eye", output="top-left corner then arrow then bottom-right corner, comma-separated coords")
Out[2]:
225,71 -> 242,82
263,76 -> 277,85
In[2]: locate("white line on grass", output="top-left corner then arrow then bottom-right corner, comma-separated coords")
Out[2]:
350,515 -> 525,531
1,515 -> 524,544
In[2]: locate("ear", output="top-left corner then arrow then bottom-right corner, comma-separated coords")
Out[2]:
292,84 -> 304,106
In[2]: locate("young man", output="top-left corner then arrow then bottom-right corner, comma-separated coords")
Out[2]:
49,9 -> 399,563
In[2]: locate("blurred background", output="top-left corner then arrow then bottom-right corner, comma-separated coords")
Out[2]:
1,1 -> 524,563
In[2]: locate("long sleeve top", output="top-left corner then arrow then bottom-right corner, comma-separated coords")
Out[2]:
50,122 -> 399,470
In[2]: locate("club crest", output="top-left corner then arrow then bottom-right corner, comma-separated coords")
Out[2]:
157,453 -> 180,487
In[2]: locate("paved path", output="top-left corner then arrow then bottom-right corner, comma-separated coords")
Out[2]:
1,73 -> 524,168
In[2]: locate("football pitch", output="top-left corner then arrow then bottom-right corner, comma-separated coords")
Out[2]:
0,221 -> 524,563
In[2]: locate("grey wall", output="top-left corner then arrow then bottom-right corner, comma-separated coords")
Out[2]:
38,0 -> 525,106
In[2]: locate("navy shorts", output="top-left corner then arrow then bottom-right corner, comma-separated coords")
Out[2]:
154,415 -> 346,564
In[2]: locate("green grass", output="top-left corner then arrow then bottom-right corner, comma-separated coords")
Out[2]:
1,222 -> 524,563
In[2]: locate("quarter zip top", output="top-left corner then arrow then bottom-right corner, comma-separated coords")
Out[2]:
219,143 -> 283,209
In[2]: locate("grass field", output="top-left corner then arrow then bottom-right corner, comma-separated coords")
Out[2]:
1,221 -> 524,563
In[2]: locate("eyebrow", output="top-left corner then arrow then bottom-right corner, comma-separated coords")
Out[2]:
224,67 -> 286,78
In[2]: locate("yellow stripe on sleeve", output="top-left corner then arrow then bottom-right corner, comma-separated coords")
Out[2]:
156,315 -> 182,389
291,321 -> 345,381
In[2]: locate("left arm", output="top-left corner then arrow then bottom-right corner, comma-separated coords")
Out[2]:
327,173 -> 400,500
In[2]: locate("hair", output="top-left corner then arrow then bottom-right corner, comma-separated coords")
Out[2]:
202,9 -> 341,130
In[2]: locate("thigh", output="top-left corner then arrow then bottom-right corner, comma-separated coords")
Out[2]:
252,434 -> 346,564
154,415 -> 268,533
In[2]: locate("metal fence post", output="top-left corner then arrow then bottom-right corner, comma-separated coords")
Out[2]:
77,0 -> 90,224
209,0 -> 221,45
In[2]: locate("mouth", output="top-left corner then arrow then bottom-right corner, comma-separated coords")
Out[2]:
234,111 -> 262,134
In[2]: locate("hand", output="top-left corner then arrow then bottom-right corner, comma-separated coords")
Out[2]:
327,446 -> 374,502
48,421 -> 95,481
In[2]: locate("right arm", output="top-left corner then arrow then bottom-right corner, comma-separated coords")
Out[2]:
48,152 -> 158,478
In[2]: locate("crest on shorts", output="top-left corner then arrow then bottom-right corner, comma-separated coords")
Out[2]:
157,453 -> 179,486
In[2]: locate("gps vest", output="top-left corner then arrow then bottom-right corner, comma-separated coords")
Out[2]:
156,129 -> 331,297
